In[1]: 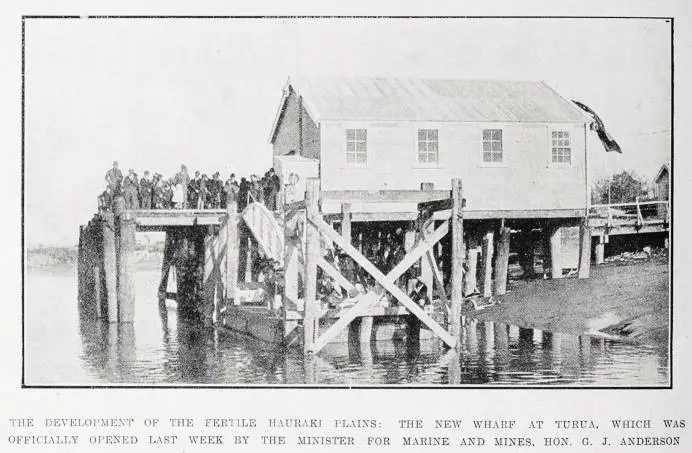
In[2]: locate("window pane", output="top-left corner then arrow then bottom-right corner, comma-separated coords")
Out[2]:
346,153 -> 355,163
493,152 -> 503,163
356,152 -> 367,163
418,130 -> 426,140
483,130 -> 491,140
346,142 -> 355,152
346,129 -> 355,140
483,151 -> 492,162
491,141 -> 502,152
430,129 -> 438,140
356,129 -> 366,140
493,130 -> 502,140
483,142 -> 491,152
429,141 -> 438,152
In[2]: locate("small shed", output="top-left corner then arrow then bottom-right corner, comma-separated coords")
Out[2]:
653,161 -> 670,201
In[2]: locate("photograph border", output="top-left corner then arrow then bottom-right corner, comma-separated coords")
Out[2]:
20,14 -> 674,390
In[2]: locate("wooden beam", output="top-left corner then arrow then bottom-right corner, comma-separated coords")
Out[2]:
311,296 -> 378,353
418,197 -> 453,213
493,227 -> 511,295
317,257 -> 356,293
481,230 -> 494,297
578,218 -> 592,278
310,218 -> 450,353
284,200 -> 306,212
450,178 -> 464,340
303,178 -> 320,353
436,208 -> 585,220
321,189 -> 451,203
387,221 -> 449,284
308,213 -> 457,348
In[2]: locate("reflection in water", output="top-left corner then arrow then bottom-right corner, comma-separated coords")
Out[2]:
25,270 -> 669,386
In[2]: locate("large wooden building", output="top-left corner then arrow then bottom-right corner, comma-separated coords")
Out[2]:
269,76 -> 590,220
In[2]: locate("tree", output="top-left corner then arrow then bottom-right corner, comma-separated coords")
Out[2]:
592,170 -> 648,205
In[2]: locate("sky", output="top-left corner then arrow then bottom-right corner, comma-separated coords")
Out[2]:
24,17 -> 672,246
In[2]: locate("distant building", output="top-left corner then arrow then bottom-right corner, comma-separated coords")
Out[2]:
269,76 -> 590,219
653,161 -> 670,201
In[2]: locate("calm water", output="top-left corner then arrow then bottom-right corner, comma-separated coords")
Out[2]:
25,268 -> 669,386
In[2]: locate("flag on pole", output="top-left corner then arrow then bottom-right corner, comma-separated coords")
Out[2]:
572,100 -> 622,153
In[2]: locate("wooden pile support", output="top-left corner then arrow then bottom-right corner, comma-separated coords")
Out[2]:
299,178 -> 464,354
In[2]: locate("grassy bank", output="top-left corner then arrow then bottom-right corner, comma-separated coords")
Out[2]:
468,259 -> 669,351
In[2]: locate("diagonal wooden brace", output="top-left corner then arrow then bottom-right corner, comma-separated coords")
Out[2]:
309,214 -> 457,349
312,220 -> 450,352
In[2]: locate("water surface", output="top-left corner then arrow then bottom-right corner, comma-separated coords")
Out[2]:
24,268 -> 669,386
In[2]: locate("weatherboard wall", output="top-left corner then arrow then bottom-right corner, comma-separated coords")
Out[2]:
318,120 -> 587,215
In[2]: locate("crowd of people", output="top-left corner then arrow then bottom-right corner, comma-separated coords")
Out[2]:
98,161 -> 281,212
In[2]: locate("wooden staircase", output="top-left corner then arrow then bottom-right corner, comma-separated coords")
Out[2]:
241,202 -> 285,265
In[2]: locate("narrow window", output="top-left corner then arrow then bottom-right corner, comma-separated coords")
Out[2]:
551,130 -> 571,164
345,128 -> 367,164
417,129 -> 438,164
482,129 -> 503,163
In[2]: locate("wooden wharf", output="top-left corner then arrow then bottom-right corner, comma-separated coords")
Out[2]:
77,179 -> 669,355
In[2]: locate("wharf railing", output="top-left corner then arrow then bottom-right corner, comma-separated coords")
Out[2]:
588,199 -> 669,229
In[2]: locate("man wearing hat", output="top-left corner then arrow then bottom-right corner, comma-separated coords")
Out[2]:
174,164 -> 190,208
122,169 -> 140,209
210,171 -> 222,208
104,161 -> 123,197
188,170 -> 201,209
139,170 -> 153,209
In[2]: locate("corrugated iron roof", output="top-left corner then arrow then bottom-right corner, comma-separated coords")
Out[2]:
292,76 -> 588,124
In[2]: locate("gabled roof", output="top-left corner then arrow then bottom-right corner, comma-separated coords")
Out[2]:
269,76 -> 589,142
654,161 -> 671,183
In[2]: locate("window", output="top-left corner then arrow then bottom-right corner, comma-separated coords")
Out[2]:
345,129 -> 367,164
551,130 -> 571,164
482,129 -> 503,163
417,129 -> 438,164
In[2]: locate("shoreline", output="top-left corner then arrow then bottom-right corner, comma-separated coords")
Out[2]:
468,259 -> 669,351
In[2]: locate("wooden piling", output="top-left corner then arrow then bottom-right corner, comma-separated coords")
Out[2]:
102,214 -> 118,323
341,202 -> 351,242
518,228 -> 535,277
226,200 -> 239,304
449,178 -> 464,342
549,225 -> 563,279
359,316 -> 373,344
303,178 -> 320,353
421,220 -> 434,300
94,266 -> 102,318
577,218 -> 592,278
158,230 -> 175,301
77,226 -> 85,302
595,235 -> 605,265
464,239 -> 479,296
202,226 -> 217,327
117,211 -> 136,322
493,227 -> 511,295
481,230 -> 494,297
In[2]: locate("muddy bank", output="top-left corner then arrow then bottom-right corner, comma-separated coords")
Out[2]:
468,260 -> 669,351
